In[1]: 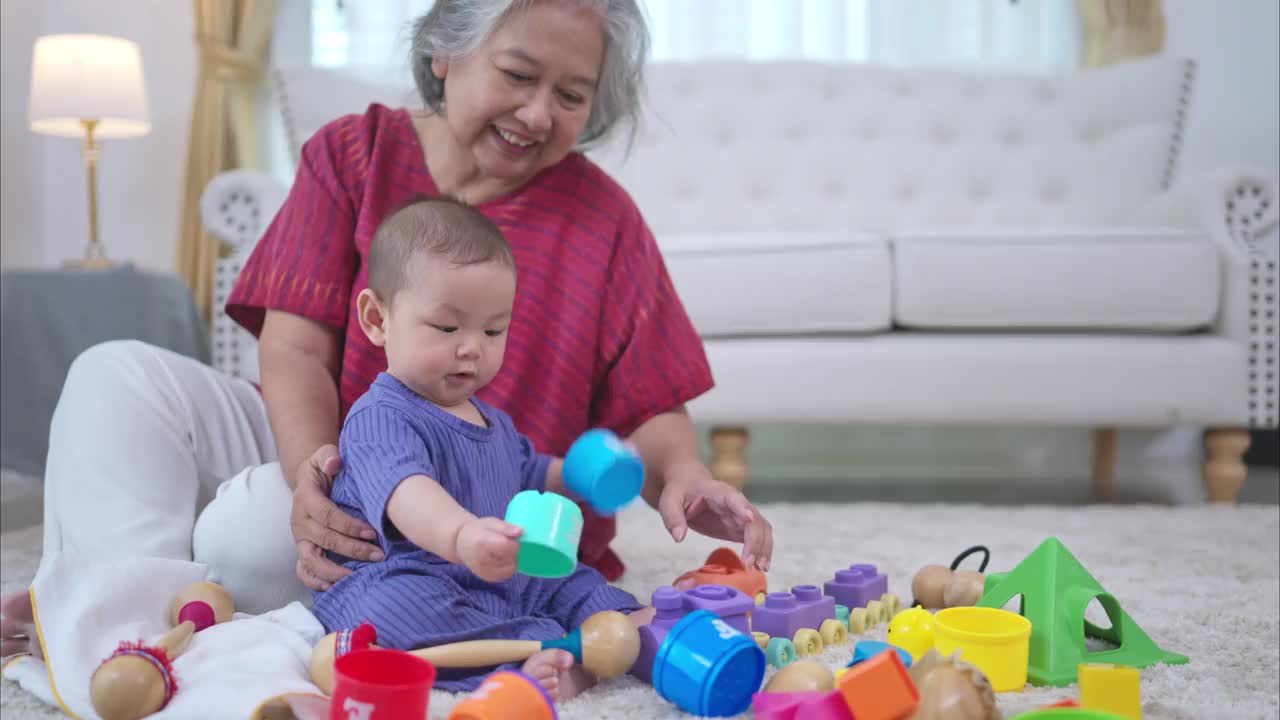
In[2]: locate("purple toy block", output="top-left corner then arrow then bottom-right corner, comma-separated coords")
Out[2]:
683,584 -> 754,636
630,583 -> 754,683
823,564 -> 888,610
632,586 -> 685,683
750,585 -> 835,640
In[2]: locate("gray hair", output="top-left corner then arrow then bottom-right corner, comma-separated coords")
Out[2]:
408,0 -> 649,149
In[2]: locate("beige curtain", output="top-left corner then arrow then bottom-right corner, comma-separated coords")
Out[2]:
1078,0 -> 1166,68
178,0 -> 276,321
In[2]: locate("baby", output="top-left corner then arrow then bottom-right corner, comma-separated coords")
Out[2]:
311,197 -> 652,699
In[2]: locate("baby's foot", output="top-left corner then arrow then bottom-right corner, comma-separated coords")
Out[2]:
521,649 -> 597,702
0,589 -> 41,660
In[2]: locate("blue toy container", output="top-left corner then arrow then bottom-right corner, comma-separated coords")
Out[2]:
563,429 -> 644,514
651,609 -> 766,717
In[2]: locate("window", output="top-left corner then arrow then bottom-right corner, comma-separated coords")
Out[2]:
307,0 -> 1081,73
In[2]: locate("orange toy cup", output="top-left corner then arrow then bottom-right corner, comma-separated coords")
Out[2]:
330,649 -> 436,720
448,670 -> 557,720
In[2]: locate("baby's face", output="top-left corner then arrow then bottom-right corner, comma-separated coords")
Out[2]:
381,252 -> 516,409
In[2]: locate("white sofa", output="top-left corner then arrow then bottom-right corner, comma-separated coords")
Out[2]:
203,57 -> 1279,503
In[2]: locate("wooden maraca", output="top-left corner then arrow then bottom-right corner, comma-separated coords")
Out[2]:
90,581 -> 235,720
309,609 -> 640,695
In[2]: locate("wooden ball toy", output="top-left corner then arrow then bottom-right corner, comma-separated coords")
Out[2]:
762,658 -> 835,693
912,546 -> 991,610
906,649 -> 1001,720
310,610 -> 641,695
912,565 -> 953,609
90,581 -> 234,720
942,570 -> 987,609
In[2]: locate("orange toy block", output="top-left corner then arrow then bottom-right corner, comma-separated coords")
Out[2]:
836,649 -> 919,720
674,547 -> 768,600
1079,663 -> 1142,719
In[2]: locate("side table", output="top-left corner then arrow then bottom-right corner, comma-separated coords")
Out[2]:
0,264 -> 211,479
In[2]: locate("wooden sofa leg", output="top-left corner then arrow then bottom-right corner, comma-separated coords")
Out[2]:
1203,428 -> 1250,504
709,426 -> 750,490
1092,428 -> 1118,502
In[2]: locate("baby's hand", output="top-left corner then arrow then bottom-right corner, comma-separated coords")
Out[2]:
456,517 -> 523,583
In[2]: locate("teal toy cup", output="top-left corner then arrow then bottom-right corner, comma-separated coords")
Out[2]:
651,609 -> 766,717
504,491 -> 583,578
563,429 -> 645,514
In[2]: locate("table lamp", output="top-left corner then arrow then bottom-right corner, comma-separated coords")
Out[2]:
29,34 -> 151,269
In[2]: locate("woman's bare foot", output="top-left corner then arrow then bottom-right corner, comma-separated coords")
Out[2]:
520,648 -> 597,702
0,589 -> 41,660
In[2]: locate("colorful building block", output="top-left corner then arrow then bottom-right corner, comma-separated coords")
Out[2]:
630,583 -> 755,683
824,564 -> 889,610
977,537 -> 1186,687
633,586 -> 686,683
752,586 -> 836,640
850,641 -> 913,668
1079,663 -> 1142,719
752,690 -> 853,720
836,645 -> 920,720
683,583 -> 754,636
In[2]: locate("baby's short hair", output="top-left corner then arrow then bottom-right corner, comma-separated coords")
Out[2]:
368,195 -> 514,300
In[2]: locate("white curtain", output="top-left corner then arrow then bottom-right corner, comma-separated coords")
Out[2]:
311,0 -> 1081,72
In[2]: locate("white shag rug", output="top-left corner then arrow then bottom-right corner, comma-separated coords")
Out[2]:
2,502 -> 1278,719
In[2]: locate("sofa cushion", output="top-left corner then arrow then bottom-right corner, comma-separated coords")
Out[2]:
660,233 -> 891,336
892,228 -> 1219,331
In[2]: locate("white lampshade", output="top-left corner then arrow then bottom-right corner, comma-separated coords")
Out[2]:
29,34 -> 151,139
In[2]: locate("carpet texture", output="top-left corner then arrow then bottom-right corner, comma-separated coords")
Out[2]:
2,502 -> 1278,719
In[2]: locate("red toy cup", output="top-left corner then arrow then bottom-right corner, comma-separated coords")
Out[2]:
448,670 -> 556,720
330,649 -> 436,720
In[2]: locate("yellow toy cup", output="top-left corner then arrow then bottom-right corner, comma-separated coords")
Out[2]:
933,607 -> 1031,693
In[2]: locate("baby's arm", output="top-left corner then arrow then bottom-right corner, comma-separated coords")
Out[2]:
544,459 -> 567,496
386,477 -> 524,583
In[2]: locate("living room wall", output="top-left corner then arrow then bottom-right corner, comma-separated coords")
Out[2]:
2,1 -> 1276,273
0,0 -> 194,271
1,0 -> 1276,495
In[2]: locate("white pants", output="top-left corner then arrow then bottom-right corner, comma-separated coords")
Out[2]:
40,340 -> 309,614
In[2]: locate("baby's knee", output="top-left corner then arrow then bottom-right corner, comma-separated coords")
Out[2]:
193,463 -> 307,614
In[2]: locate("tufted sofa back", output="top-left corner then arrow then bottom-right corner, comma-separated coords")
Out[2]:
589,56 -> 1195,235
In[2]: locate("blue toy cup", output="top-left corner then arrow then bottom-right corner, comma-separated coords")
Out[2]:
563,429 -> 644,514
503,491 -> 583,578
651,609 -> 766,717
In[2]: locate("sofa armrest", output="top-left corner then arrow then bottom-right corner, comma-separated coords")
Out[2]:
199,169 -> 289,253
202,169 -> 284,385
1135,168 -> 1279,428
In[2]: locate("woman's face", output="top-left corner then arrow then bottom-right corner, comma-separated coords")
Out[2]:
432,1 -> 605,189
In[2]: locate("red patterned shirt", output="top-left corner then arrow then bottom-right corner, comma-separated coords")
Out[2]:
227,105 -> 714,579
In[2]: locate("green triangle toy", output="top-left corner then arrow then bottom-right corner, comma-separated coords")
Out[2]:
976,536 -> 1188,687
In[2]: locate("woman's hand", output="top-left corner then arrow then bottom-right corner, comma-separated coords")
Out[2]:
657,461 -> 773,571
290,444 -> 384,591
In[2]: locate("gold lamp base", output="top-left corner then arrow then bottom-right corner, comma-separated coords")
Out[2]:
63,255 -> 116,270
64,117 -> 117,271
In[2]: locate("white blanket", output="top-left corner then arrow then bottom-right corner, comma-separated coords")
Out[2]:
2,551 -> 329,719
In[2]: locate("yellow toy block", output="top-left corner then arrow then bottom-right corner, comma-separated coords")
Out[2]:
1079,663 -> 1142,719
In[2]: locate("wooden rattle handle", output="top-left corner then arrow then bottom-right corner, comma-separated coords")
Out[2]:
411,639 -> 543,668
156,620 -> 196,658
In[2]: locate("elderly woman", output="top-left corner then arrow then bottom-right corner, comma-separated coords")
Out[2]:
0,0 -> 773,661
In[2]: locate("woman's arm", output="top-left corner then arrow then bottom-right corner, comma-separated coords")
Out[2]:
630,405 -> 774,571
259,310 -> 383,589
632,406 -> 703,509
259,310 -> 343,491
